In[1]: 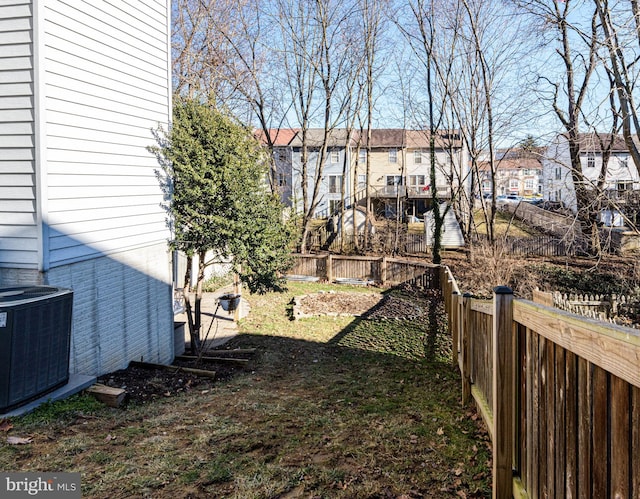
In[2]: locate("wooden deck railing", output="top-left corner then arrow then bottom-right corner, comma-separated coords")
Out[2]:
441,267 -> 640,499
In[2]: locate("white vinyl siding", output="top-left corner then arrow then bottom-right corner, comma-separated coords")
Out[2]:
42,1 -> 171,268
0,1 -> 37,269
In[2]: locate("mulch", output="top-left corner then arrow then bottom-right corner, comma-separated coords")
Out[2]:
97,348 -> 252,405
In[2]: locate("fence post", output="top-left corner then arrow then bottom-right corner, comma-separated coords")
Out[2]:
327,254 -> 333,283
451,291 -> 460,368
381,256 -> 387,285
461,293 -> 472,405
492,286 -> 514,499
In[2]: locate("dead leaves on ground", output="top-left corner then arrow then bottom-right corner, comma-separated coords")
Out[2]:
7,435 -> 32,445
2,418 -> 33,445
0,418 -> 12,432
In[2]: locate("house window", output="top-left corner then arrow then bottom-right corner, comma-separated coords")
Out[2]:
328,175 -> 343,194
330,150 -> 339,163
555,167 -> 562,180
409,175 -> 427,187
509,179 -> 519,191
277,173 -> 287,187
389,149 -> 398,163
414,150 -> 422,164
587,152 -> 595,168
386,175 -> 403,186
524,179 -> 534,191
617,180 -> 633,192
359,149 -> 366,164
357,174 -> 367,189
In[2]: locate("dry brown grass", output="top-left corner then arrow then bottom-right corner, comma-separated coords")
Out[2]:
2,282 -> 492,498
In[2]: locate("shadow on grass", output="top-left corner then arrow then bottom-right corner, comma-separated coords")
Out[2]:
5,281 -> 492,499
326,283 -> 450,363
196,282 -> 493,497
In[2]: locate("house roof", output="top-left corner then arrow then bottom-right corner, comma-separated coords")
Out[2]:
353,129 -> 405,147
478,156 -> 542,172
255,128 -> 299,147
289,128 -> 352,148
574,133 -> 631,153
405,129 -> 463,149
354,129 -> 463,148
496,147 -> 545,160
263,127 -> 464,149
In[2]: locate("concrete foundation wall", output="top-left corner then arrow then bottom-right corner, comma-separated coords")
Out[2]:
0,243 -> 174,376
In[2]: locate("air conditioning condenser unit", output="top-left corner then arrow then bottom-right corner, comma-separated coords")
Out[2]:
0,286 -> 73,412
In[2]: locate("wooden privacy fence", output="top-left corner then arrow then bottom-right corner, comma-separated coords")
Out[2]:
441,267 -> 640,498
288,254 -> 439,288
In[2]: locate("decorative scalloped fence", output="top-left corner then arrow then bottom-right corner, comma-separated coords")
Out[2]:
545,290 -> 640,329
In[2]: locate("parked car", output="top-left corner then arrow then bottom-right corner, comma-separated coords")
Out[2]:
524,197 -> 543,206
496,194 -> 522,204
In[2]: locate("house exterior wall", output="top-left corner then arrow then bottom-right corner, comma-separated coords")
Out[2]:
291,146 -> 351,217
543,137 -> 575,209
367,147 -> 404,195
405,148 -> 453,197
487,166 -> 543,197
0,1 -> 38,269
0,1 -> 174,377
542,134 -> 639,212
273,146 -> 293,207
41,1 -> 170,267
276,129 -> 469,220
46,243 -> 173,375
579,152 -> 639,189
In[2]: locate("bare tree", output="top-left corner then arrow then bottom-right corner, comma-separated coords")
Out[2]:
594,0 -> 640,174
172,0 -> 237,98
172,0 -> 292,192
394,0 -> 451,263
277,0 -> 361,252
360,0 -> 389,250
518,0 -> 605,253
396,0 -> 528,260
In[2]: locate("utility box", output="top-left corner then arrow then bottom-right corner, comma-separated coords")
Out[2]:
0,286 -> 73,412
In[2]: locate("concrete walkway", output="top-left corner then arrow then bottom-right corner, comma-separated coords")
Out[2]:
175,286 -> 250,353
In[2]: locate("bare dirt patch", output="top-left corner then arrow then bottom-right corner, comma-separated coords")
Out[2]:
98,351 -> 253,405
294,291 -> 382,317
294,288 -> 432,320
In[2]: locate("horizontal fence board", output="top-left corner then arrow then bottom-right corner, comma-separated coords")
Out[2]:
289,254 -> 439,288
471,299 -> 493,315
513,300 -> 640,388
444,266 -> 640,498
